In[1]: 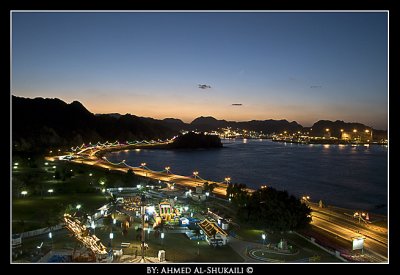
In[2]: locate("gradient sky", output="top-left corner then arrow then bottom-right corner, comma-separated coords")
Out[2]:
11,12 -> 388,129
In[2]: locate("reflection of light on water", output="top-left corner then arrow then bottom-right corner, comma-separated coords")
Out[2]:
323,144 -> 330,149
243,139 -> 247,144
339,144 -> 345,149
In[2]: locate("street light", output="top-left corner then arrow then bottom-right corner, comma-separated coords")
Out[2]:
165,166 -> 170,174
48,189 -> 54,194
49,232 -> 53,249
224,177 -> 231,184
262,233 -> 266,247
76,204 -> 81,210
325,128 -> 330,132
161,232 -> 165,246
109,232 -> 114,250
21,190 -> 28,197
197,241 -> 200,256
193,171 -> 199,178
141,163 -> 148,177
205,192 -> 210,197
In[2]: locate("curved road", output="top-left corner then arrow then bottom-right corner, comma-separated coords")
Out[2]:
46,143 -> 388,262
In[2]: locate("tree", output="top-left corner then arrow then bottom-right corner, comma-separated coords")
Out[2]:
208,183 -> 216,193
237,187 -> 311,231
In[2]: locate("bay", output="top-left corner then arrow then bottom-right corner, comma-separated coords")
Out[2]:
106,139 -> 388,214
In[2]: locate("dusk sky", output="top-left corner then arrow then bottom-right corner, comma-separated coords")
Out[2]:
12,12 -> 388,129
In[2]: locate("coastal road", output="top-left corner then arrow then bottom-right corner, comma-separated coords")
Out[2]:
309,203 -> 387,261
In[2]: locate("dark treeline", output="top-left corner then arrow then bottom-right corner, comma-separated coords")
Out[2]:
227,184 -> 311,231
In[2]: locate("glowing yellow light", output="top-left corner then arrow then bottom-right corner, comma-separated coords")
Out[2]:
325,128 -> 330,132
353,129 -> 357,133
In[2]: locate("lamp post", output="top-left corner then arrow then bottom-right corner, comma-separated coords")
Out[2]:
224,177 -> 231,184
21,190 -> 28,198
49,232 -> 53,249
109,232 -> 114,250
140,195 -> 147,262
262,233 -> 266,248
165,166 -> 170,174
141,163 -> 147,177
193,171 -> 199,179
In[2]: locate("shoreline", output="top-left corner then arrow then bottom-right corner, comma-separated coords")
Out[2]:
47,142 -> 386,216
